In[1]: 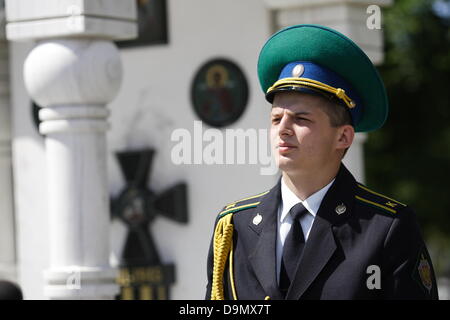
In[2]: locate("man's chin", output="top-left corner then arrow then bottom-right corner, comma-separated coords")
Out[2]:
277,156 -> 301,172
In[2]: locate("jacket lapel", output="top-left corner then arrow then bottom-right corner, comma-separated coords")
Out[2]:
248,179 -> 284,300
286,164 -> 357,300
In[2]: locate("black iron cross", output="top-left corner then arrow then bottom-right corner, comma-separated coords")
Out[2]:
111,148 -> 188,300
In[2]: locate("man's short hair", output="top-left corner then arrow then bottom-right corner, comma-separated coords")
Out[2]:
315,93 -> 353,128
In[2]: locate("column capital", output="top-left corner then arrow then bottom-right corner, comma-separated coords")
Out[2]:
24,39 -> 122,109
5,0 -> 137,41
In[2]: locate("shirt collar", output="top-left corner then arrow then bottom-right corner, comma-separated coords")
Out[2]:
280,176 -> 335,223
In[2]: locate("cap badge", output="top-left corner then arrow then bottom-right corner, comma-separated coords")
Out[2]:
253,213 -> 263,225
292,64 -> 305,78
335,203 -> 347,215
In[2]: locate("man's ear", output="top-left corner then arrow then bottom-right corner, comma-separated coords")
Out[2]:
336,125 -> 355,151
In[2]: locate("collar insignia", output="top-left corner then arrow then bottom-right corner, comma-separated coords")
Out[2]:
335,203 -> 347,215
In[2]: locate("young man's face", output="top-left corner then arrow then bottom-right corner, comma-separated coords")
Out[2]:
270,91 -> 351,175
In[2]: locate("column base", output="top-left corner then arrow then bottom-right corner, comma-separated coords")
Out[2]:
44,266 -> 119,300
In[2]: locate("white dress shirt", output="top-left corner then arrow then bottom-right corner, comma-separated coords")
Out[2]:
276,176 -> 335,283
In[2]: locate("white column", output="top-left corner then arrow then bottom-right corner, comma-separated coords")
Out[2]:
5,0 -> 137,299
264,0 -> 393,183
0,4 -> 17,282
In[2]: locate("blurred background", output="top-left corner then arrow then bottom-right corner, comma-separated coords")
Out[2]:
0,0 -> 448,300
366,0 -> 450,295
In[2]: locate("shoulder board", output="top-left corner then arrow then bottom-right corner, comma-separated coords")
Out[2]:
355,183 -> 407,215
218,190 -> 270,219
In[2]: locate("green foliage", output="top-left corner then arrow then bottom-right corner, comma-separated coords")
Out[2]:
365,0 -> 450,275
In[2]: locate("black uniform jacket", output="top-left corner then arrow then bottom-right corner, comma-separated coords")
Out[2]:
205,164 -> 439,300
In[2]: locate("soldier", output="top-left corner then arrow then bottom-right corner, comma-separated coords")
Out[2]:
205,24 -> 438,300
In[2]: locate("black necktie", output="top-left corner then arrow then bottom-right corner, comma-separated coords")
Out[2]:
279,202 -> 308,296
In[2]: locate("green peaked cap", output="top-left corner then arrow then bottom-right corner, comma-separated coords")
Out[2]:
257,24 -> 388,132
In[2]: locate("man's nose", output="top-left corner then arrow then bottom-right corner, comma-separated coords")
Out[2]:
279,114 -> 294,137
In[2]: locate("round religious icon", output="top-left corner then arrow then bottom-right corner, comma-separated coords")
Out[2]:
191,58 -> 249,127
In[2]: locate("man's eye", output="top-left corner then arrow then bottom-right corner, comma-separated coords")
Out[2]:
271,117 -> 281,123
